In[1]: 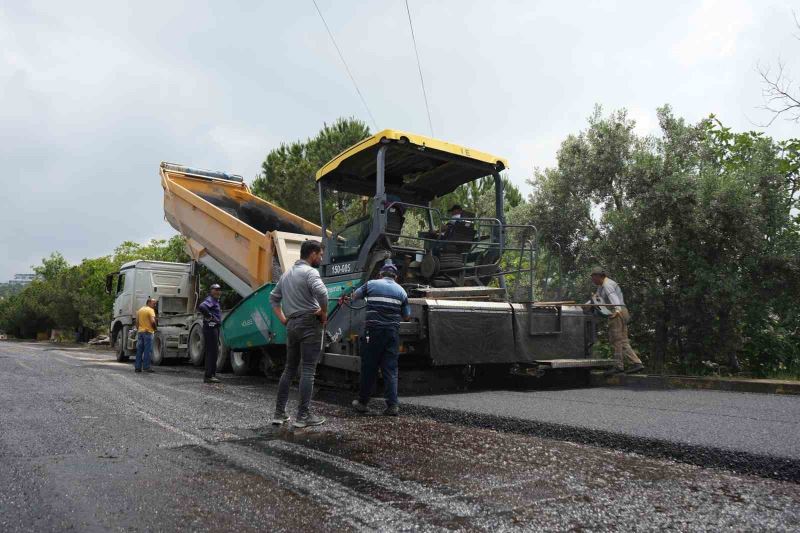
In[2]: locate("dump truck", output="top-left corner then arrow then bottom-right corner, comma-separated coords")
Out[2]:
106,259 -> 232,369
159,130 -> 612,390
159,163 -> 322,374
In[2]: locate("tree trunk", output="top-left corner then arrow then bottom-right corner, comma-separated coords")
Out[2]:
718,306 -> 741,372
653,303 -> 669,375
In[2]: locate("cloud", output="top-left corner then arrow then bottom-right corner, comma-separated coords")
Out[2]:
1,0 -> 797,282
627,106 -> 661,137
672,0 -> 754,66
206,125 -> 277,177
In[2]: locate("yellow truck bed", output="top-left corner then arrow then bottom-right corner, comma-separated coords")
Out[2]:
160,162 -> 322,295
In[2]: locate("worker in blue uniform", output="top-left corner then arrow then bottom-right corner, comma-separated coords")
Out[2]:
197,283 -> 223,384
345,260 -> 411,416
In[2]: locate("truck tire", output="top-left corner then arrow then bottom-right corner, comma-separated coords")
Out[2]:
216,336 -> 231,373
261,348 -> 284,378
115,326 -> 130,362
188,324 -> 205,367
230,350 -> 259,376
151,331 -> 165,366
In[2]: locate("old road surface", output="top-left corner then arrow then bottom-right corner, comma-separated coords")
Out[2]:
1,341 -> 799,532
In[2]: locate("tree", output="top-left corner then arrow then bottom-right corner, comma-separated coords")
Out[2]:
434,175 -> 522,221
520,105 -> 800,376
252,118 -> 371,223
757,12 -> 800,126
0,236 -> 199,339
112,236 -> 189,266
33,252 -> 70,282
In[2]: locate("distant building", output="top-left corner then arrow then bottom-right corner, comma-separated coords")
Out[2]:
9,273 -> 34,286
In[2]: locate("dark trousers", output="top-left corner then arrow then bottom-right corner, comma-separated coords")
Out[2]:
359,327 -> 399,407
203,325 -> 219,379
275,314 -> 323,417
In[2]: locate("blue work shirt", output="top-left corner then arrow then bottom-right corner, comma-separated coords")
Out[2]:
198,295 -> 222,326
352,277 -> 411,330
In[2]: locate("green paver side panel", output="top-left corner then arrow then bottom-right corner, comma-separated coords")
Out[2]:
222,283 -> 284,350
222,279 -> 363,350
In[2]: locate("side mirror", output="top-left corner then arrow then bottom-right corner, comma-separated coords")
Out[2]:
105,273 -> 117,294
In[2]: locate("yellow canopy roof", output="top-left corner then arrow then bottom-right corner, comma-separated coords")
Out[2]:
315,129 -> 509,201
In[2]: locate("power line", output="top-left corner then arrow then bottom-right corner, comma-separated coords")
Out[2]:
404,0 -> 434,137
311,0 -> 378,131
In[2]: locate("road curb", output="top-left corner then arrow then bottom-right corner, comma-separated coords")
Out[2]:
591,373 -> 800,395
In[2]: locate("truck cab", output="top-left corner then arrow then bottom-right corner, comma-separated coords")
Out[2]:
106,260 -> 197,361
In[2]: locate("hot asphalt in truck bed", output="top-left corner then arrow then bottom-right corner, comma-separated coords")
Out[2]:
1,341 -> 798,531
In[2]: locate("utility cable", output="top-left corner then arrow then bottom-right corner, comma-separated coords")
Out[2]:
312,0 -> 378,130
404,0 -> 434,136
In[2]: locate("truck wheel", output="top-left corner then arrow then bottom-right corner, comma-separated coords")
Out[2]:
188,324 -> 205,367
262,348 -> 284,378
216,336 -> 231,373
260,353 -> 275,377
151,332 -> 165,366
115,326 -> 130,362
231,350 -> 258,376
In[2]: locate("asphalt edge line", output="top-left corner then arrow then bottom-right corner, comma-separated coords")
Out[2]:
397,403 -> 800,484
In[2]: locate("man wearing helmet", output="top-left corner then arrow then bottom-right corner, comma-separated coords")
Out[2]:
197,283 -> 223,384
346,260 -> 411,416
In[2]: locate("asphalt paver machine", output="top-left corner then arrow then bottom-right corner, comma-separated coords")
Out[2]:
222,130 -> 612,389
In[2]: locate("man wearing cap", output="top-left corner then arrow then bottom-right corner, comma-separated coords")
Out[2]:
441,204 -> 463,231
589,267 -> 644,375
347,260 -> 411,416
270,240 -> 328,428
197,283 -> 223,384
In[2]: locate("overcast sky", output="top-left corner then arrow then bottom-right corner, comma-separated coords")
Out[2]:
1,0 -> 798,280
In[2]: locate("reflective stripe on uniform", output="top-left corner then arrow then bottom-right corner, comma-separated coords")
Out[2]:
366,296 -> 403,305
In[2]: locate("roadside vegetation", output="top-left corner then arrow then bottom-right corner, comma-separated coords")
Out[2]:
0,239 -> 188,340
2,111 -> 797,378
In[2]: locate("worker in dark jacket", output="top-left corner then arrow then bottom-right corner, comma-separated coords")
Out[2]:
346,260 -> 411,416
197,284 -> 223,384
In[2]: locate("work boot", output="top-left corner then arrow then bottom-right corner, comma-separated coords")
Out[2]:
603,366 -> 624,377
271,411 -> 290,426
293,413 -> 326,428
351,399 -> 369,413
143,368 -> 155,373
134,368 -> 142,373
625,363 -> 645,375
383,404 -> 399,417
204,376 -> 221,384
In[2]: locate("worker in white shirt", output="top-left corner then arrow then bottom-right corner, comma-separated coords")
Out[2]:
589,266 -> 645,376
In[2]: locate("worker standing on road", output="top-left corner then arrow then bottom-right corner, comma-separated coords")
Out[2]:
270,240 -> 328,428
589,267 -> 645,376
347,260 -> 411,416
198,284 -> 223,384
134,298 -> 157,374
